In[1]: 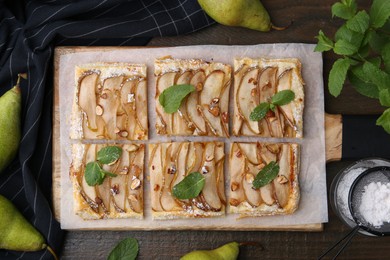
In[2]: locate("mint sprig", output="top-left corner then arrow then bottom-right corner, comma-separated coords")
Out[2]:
315,0 -> 390,134
252,161 -> 280,189
84,146 -> 121,186
108,238 -> 138,260
172,172 -> 205,200
97,146 -> 122,164
159,84 -> 195,114
249,90 -> 295,121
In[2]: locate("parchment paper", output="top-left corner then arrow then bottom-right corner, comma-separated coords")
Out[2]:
58,44 -> 328,230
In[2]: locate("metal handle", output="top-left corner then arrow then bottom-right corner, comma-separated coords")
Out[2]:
318,225 -> 360,259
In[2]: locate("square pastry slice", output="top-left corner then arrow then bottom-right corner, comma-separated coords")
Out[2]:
229,142 -> 300,217
233,58 -> 304,138
155,57 -> 231,136
149,142 -> 226,219
70,143 -> 144,219
70,63 -> 148,140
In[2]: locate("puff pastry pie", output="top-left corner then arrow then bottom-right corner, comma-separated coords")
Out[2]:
70,62 -> 148,140
70,143 -> 144,219
155,57 -> 231,136
149,142 -> 226,219
233,58 -> 304,138
229,142 -> 300,217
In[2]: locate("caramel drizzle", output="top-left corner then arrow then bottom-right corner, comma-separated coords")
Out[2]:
234,65 -> 297,137
78,71 -> 147,140
156,68 -> 230,137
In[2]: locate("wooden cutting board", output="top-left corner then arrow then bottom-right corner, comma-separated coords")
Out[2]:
52,46 -> 341,231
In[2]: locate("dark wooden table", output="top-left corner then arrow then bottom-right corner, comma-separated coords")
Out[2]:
60,1 -> 390,259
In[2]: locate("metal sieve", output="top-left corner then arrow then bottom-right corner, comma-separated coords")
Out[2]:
348,166 -> 390,236
319,166 -> 390,259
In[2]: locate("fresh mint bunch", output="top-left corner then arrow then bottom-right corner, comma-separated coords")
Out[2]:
315,0 -> 390,133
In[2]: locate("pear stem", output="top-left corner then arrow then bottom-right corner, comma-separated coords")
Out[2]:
271,20 -> 293,31
46,245 -> 59,260
16,73 -> 27,87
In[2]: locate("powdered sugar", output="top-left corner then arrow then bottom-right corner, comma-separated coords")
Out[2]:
359,182 -> 390,227
337,167 -> 367,220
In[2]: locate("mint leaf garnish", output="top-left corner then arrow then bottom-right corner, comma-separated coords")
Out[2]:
97,146 -> 122,164
250,90 -> 295,121
85,162 -> 105,186
108,238 -> 138,260
329,58 -> 351,97
271,90 -> 295,106
101,169 -> 117,178
159,84 -> 195,114
250,102 -> 270,121
84,146 -> 121,186
252,161 -> 280,189
172,172 -> 205,200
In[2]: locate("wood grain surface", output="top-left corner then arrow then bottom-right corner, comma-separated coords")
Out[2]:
59,0 -> 390,259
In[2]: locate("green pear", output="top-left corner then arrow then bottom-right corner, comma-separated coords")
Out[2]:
198,0 -> 273,31
0,74 -> 23,174
180,242 -> 239,260
0,195 -> 58,259
0,194 -> 45,251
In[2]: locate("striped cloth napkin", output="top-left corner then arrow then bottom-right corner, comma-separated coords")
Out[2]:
0,1 -> 213,259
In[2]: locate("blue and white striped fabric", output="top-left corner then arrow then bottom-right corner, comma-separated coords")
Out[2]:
0,1 -> 213,259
